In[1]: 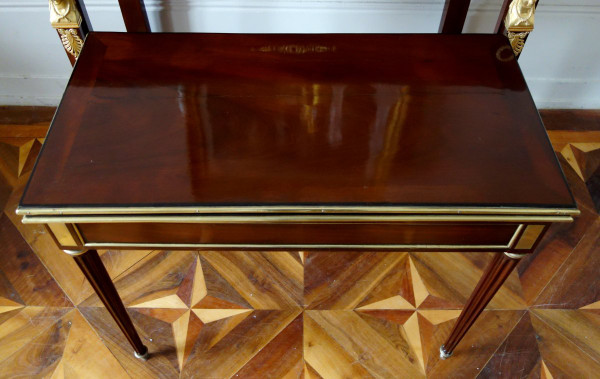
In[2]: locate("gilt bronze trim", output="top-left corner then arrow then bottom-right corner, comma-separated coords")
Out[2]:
62,249 -> 87,256
504,251 -> 529,259
22,214 -> 573,224
16,205 -> 580,217
85,242 -> 511,250
49,0 -> 83,58
504,0 -> 537,56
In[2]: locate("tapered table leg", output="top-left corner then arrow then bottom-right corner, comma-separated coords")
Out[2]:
440,251 -> 525,359
66,249 -> 149,360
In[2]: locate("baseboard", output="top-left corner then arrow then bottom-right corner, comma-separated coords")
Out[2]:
1,75 -> 596,109
1,1 -> 598,107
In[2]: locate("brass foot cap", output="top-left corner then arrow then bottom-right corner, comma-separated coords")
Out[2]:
439,345 -> 452,360
134,346 -> 150,361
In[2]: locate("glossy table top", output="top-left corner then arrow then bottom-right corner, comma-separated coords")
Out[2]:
20,32 -> 576,214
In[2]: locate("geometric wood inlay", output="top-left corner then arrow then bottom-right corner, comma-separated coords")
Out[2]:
0,110 -> 598,377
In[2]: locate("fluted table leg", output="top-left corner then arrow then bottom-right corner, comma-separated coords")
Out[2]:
66,249 -> 149,360
440,251 -> 525,359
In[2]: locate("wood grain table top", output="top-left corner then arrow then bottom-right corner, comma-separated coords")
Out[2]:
19,33 -> 576,215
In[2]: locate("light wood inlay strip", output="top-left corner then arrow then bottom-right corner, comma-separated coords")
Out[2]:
515,224 -> 546,250
47,223 -> 79,246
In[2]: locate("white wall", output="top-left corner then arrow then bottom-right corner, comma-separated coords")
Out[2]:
1,0 -> 599,107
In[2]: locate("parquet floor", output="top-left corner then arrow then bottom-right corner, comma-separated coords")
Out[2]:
0,107 -> 599,378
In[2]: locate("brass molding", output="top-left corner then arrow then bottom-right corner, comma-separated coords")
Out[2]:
63,249 -> 87,256
504,251 -> 529,259
507,224 -> 525,248
504,0 -> 536,56
21,214 -> 574,224
85,242 -> 511,250
72,223 -> 86,245
16,205 -> 580,217
49,0 -> 83,58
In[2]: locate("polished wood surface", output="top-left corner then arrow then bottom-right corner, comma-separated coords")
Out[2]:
77,221 -> 520,248
1,110 -> 599,377
21,33 -> 574,212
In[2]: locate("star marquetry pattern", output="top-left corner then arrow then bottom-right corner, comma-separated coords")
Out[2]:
1,121 -> 599,377
125,254 -> 256,372
75,250 -> 302,376
560,142 -> 600,182
0,138 -> 43,181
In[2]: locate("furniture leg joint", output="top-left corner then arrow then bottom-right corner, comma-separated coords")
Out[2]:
440,345 -> 453,360
504,251 -> 529,260
62,249 -> 88,256
134,346 -> 150,360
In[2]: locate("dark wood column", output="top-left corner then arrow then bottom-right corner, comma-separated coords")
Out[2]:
118,0 -> 150,32
440,252 -> 523,358
70,249 -> 149,359
438,0 -> 472,34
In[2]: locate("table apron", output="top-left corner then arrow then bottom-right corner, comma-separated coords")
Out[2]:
41,220 -> 551,253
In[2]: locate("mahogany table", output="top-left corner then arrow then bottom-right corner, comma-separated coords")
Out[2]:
18,32 -> 578,362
